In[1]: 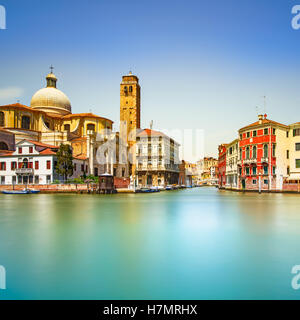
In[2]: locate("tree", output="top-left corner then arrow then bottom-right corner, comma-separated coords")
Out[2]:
55,144 -> 74,182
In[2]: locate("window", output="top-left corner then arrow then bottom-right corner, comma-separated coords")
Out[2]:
35,161 -> 39,170
29,146 -> 33,153
29,176 -> 33,184
287,150 -> 290,159
296,143 -> 300,151
74,163 -> 77,171
264,179 -> 269,185
253,146 -> 257,159
273,166 -> 276,175
293,129 -> 300,137
264,166 -> 268,175
12,176 -> 16,185
287,131 -> 289,138
34,176 -> 39,184
46,160 -> 51,170
0,162 -> 6,170
253,130 -> 257,137
296,159 -> 300,168
264,128 -> 268,135
247,132 -> 250,138
18,176 -> 22,184
0,112 -> 4,126
240,134 -> 242,140
272,144 -> 276,157
64,124 -> 70,131
21,116 -> 30,130
129,86 -> 133,92
253,179 -> 257,185
11,162 -> 16,170
0,176 -> 5,185
273,128 -> 276,135
252,166 -> 257,175
23,158 -> 28,168
287,166 -> 290,175
246,146 -> 250,159
246,167 -> 250,175
87,124 -> 95,131
239,148 -> 242,160
81,164 -> 84,172
46,175 -> 51,184
19,147 -> 22,154
263,144 -> 268,158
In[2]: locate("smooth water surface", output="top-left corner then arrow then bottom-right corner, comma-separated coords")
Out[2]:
0,187 -> 300,299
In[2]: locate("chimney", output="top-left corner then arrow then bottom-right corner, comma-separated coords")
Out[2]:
258,114 -> 263,124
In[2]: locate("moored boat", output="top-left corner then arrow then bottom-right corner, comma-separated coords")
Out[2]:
2,189 -> 40,194
2,190 -> 30,194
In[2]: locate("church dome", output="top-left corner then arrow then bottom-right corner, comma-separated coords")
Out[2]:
30,71 -> 71,116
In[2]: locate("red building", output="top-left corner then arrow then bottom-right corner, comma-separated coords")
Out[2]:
218,144 -> 227,187
238,114 -> 288,191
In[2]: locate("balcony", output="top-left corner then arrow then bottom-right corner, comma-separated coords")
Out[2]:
261,157 -> 269,163
244,158 -> 257,165
16,168 -> 34,175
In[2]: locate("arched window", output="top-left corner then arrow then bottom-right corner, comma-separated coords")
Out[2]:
87,124 -> 95,131
0,142 -> 8,150
264,144 -> 268,158
129,86 -> 133,92
64,124 -> 70,131
21,116 -> 30,130
246,146 -> 250,159
23,158 -> 29,168
0,112 -> 4,127
253,146 -> 257,159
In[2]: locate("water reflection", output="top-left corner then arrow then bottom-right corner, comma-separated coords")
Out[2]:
0,188 -> 300,299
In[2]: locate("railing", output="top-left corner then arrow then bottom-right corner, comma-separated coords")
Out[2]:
15,168 -> 34,174
244,158 -> 257,165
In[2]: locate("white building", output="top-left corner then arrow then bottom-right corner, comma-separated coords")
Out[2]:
225,139 -> 239,189
135,129 -> 180,187
0,140 -> 85,185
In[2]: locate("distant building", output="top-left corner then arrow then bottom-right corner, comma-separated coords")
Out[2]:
179,160 -> 194,187
135,129 -> 180,187
218,145 -> 227,188
196,157 -> 218,184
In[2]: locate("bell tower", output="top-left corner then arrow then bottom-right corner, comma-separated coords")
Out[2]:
120,72 -> 141,147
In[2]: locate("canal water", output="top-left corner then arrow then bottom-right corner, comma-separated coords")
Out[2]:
0,187 -> 300,300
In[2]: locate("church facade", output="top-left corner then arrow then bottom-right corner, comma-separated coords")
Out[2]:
0,70 -> 128,180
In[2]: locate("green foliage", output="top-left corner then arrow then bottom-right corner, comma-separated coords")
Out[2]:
85,175 -> 99,183
55,144 -> 74,181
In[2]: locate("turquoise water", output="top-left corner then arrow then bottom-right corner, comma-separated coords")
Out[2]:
0,187 -> 300,300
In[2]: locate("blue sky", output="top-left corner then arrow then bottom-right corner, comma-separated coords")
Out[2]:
0,0 -> 300,157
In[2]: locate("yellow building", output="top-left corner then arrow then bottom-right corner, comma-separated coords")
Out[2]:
0,70 -> 115,176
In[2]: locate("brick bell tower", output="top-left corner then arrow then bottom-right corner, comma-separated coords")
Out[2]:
120,72 -> 141,177
120,71 -> 141,145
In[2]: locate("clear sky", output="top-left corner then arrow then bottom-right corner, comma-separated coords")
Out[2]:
0,0 -> 300,158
